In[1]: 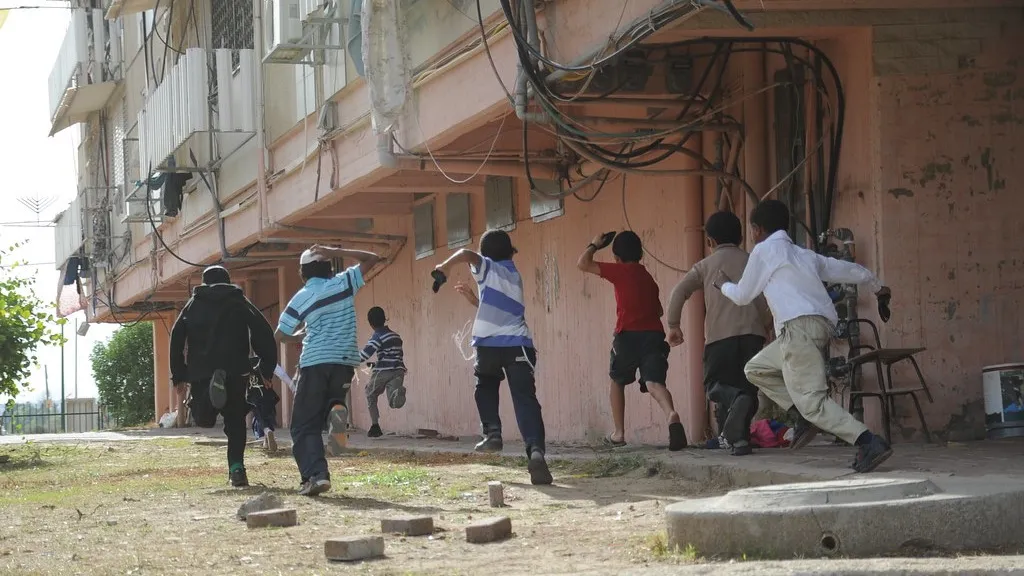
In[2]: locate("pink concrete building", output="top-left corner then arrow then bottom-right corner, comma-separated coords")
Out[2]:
51,0 -> 1024,445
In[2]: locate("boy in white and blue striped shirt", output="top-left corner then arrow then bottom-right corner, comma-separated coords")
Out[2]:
360,306 -> 407,438
435,229 -> 553,485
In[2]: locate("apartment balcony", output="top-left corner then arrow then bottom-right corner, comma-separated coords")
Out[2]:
136,47 -> 256,176
47,8 -> 121,137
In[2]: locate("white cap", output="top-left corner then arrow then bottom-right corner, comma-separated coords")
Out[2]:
299,248 -> 328,265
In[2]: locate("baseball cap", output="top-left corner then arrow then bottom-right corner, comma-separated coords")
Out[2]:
299,248 -> 328,265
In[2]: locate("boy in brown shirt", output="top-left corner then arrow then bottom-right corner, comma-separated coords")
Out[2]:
666,211 -> 772,455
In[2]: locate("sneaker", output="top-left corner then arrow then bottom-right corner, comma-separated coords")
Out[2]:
788,409 -> 820,451
299,478 -> 331,497
264,429 -> 277,452
209,369 -> 228,411
731,441 -> 752,456
327,405 -> 348,456
367,424 -> 383,438
474,434 -> 503,453
389,385 -> 407,410
852,434 -> 893,473
229,467 -> 249,487
527,450 -> 553,485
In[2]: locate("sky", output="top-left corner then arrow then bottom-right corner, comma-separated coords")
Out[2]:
0,4 -> 119,406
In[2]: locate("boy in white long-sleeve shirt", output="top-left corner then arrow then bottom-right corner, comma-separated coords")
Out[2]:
715,199 -> 894,473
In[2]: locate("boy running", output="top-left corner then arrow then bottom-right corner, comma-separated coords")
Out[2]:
360,306 -> 408,438
433,229 -> 553,485
577,231 -> 686,451
716,200 -> 894,473
276,244 -> 380,496
666,211 -> 772,456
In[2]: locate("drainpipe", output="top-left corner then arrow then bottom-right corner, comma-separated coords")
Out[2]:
253,0 -> 270,235
514,0 -> 547,123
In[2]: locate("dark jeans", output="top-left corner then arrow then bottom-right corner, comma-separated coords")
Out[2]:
247,384 -> 279,438
290,363 -> 354,483
190,373 -> 248,467
474,346 -> 546,457
703,335 -> 766,445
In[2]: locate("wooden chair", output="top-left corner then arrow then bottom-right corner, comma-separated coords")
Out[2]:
841,319 -> 933,443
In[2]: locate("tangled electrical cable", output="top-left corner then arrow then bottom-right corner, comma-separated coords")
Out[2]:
487,0 -> 846,251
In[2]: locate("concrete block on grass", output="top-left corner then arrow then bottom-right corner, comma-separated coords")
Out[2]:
466,516 -> 512,543
245,508 -> 297,529
381,515 -> 434,536
325,536 -> 385,562
488,481 -> 505,507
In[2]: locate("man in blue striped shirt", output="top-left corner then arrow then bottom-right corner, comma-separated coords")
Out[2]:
276,244 -> 380,497
435,229 -> 552,485
360,306 -> 407,438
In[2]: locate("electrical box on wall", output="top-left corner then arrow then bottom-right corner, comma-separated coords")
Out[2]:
665,56 -> 694,95
620,50 -> 653,92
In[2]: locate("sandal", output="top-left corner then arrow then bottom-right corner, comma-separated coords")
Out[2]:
602,436 -> 627,448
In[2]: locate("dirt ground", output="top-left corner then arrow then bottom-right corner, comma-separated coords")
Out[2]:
0,438 -> 723,576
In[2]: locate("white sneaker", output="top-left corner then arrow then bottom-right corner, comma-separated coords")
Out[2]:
264,429 -> 277,452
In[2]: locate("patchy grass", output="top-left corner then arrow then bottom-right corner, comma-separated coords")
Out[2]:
0,439 -> 715,575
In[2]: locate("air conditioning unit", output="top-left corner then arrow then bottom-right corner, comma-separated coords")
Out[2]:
264,0 -> 312,63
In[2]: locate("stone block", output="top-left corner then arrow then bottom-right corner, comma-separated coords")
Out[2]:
325,535 -> 385,562
380,515 -> 434,536
237,493 -> 284,520
488,481 -> 505,507
465,516 -> 512,543
245,508 -> 297,529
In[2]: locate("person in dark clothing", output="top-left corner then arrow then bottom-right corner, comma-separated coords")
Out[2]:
170,265 -> 278,487
246,357 -> 280,452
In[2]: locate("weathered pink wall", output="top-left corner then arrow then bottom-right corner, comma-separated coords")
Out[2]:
872,13 -> 1024,441
348,175 -> 709,446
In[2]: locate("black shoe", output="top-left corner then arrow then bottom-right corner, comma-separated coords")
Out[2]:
787,408 -> 819,450
474,434 -> 503,453
388,385 -> 407,410
527,451 -> 553,485
731,442 -> 752,456
229,467 -> 249,487
668,422 -> 687,452
209,369 -> 228,411
852,435 -> 893,473
367,424 -> 383,438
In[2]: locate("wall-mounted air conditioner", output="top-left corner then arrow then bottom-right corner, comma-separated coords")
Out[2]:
264,0 -> 313,63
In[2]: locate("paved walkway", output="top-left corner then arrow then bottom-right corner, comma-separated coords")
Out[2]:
7,426 -> 1024,490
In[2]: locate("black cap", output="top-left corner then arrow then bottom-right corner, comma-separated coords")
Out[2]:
202,265 -> 231,285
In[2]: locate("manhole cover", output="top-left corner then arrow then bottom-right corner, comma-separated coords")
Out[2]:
718,477 -> 940,508
665,478 -> 1024,559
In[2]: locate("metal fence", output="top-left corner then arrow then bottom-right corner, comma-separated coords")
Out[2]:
1,406 -> 112,435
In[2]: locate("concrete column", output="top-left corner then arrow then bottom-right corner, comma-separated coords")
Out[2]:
277,266 -> 302,428
742,48 -> 769,251
682,136 -> 708,442
152,317 -> 172,423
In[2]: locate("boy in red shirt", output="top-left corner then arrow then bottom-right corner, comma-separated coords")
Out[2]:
577,231 -> 686,451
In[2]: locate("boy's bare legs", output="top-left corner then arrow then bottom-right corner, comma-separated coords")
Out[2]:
646,383 -> 681,425
647,382 -> 687,450
609,381 -> 626,443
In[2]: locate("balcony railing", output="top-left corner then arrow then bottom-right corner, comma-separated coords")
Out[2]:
47,8 -> 121,136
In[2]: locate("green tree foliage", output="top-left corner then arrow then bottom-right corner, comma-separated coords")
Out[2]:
0,244 -> 66,407
91,322 -> 155,427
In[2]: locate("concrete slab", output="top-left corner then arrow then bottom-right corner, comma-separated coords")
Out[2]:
666,477 -> 1024,558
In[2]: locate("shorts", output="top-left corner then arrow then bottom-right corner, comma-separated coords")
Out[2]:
609,330 -> 669,389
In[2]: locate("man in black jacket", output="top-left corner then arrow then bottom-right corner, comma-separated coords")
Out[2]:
170,265 -> 278,487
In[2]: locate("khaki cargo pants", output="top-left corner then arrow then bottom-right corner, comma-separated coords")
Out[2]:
743,315 -> 867,445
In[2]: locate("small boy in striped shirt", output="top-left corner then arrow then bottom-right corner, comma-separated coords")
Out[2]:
434,229 -> 553,485
360,306 -> 408,438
